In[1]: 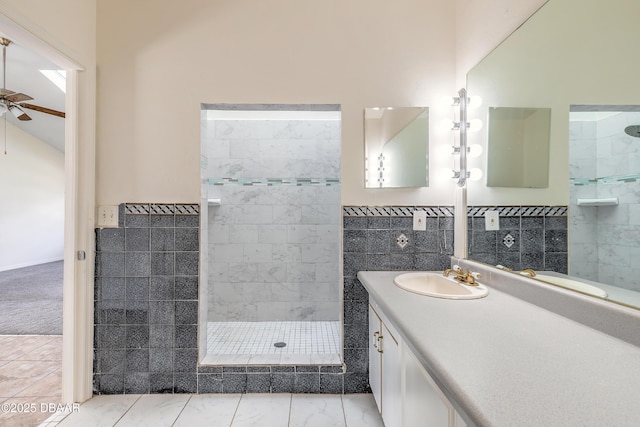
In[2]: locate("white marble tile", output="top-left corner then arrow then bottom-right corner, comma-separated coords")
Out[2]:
172,394 -> 241,427
248,354 -> 282,364
113,394 -> 190,427
258,225 -> 288,244
243,283 -> 272,302
289,394 -> 346,427
229,225 -> 259,243
341,394 -> 384,427
272,244 -> 302,263
241,205 -> 273,225
213,244 -> 244,263
300,244 -> 334,263
280,353 -> 311,365
243,243 -> 273,263
287,225 -> 318,244
273,205 -> 303,225
228,262 -> 259,283
56,395 -> 141,427
285,263 -> 316,283
309,353 -> 341,365
231,394 -> 291,427
215,353 -> 252,365
258,263 -> 287,283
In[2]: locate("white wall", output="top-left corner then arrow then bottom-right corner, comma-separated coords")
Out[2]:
0,121 -> 65,271
455,0 -> 548,86
97,0 -> 457,206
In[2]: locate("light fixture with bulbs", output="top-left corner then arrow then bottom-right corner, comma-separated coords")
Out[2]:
449,88 -> 483,187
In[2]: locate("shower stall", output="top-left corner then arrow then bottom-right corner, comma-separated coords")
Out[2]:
569,108 -> 640,296
199,104 -> 342,365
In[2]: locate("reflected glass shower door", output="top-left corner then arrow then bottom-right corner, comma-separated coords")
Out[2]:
200,105 -> 342,365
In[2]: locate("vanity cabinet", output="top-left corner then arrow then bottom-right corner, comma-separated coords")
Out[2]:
369,304 -> 402,427
369,298 -> 467,427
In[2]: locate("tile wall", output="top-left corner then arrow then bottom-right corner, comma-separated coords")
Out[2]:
570,113 -> 640,291
202,117 -> 341,322
94,203 -> 454,394
94,203 -> 200,394
467,206 -> 568,273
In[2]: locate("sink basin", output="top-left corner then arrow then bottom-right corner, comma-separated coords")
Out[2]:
533,274 -> 607,298
394,272 -> 489,300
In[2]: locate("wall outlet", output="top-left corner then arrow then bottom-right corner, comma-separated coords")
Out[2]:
413,210 -> 427,231
485,210 -> 499,231
98,205 -> 119,228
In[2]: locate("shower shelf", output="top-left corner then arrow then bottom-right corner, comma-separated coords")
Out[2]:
570,173 -> 640,186
576,197 -> 618,207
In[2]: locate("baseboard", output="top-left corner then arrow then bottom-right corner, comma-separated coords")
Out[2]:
0,257 -> 64,272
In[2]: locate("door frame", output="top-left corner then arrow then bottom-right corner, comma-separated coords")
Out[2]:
0,9 -> 95,402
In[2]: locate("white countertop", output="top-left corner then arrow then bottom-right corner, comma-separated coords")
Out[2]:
357,271 -> 640,427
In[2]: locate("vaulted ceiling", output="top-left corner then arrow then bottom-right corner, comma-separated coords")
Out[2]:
0,33 -> 65,152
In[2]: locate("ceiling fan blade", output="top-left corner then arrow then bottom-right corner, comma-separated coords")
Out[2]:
0,88 -> 14,96
6,93 -> 33,103
20,103 -> 65,119
10,106 -> 31,121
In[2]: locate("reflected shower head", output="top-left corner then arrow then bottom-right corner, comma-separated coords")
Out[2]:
624,125 -> 640,138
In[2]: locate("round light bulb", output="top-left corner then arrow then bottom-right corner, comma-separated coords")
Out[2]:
467,96 -> 483,109
468,119 -> 483,132
468,168 -> 483,181
468,144 -> 483,158
437,168 -> 456,180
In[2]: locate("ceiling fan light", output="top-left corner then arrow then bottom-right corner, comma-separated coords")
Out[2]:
9,105 -> 23,118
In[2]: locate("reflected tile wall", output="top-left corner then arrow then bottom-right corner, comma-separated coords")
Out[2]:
570,115 -> 640,291
467,206 -> 568,273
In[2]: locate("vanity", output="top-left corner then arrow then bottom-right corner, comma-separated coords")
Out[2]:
358,265 -> 640,427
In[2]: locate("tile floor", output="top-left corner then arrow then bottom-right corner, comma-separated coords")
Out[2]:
0,335 -> 62,427
205,321 -> 341,365
44,393 -> 383,427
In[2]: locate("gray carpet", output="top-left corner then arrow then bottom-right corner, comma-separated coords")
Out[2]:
0,261 -> 63,335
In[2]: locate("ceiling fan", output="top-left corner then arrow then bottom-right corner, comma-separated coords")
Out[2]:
0,37 -> 65,121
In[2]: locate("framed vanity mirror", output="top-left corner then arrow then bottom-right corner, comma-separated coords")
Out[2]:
486,107 -> 551,188
364,107 -> 429,188
466,0 -> 640,310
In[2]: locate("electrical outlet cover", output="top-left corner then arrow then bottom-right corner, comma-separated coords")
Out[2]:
485,210 -> 499,231
413,210 -> 427,231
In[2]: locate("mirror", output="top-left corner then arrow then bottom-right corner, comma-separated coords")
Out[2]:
364,107 -> 429,188
466,0 -> 640,309
487,107 -> 551,188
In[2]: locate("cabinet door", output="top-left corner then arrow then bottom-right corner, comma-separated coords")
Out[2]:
369,305 -> 382,412
403,347 -> 452,426
381,322 -> 401,427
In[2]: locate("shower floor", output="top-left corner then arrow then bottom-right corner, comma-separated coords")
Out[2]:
205,321 -> 341,365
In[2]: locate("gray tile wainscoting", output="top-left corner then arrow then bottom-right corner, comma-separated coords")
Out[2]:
94,203 -> 453,395
342,205 -> 455,394
467,206 -> 568,273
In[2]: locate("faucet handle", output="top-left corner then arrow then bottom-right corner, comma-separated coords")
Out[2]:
470,271 -> 481,279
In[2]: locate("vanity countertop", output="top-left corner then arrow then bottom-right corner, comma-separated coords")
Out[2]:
357,270 -> 640,427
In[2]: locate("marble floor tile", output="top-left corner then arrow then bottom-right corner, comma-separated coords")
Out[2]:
15,368 -> 61,397
289,394 -> 346,427
341,394 -> 383,427
231,393 -> 291,427
113,394 -> 190,427
172,394 -> 241,427
56,394 -> 141,427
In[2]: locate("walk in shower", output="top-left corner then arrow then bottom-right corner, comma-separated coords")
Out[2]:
569,108 -> 640,302
200,104 -> 342,365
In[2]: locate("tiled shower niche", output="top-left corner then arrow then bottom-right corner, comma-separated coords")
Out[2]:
467,206 -> 568,273
94,203 -> 454,394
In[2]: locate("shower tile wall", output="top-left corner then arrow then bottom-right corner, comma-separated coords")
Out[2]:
467,206 -> 568,273
570,113 -> 640,291
203,119 -> 341,322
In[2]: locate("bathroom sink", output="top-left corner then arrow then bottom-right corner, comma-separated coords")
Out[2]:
393,272 -> 489,300
534,274 -> 607,298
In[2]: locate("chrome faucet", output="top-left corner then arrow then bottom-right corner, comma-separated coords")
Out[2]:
443,265 -> 480,286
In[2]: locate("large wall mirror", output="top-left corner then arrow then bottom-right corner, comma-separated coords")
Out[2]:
466,0 -> 640,310
364,107 -> 429,188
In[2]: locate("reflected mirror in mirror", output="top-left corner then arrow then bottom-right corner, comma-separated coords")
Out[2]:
465,0 -> 640,310
487,107 -> 551,188
364,107 -> 428,188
